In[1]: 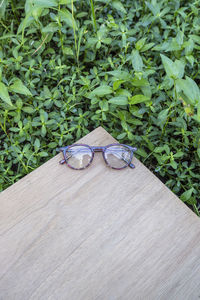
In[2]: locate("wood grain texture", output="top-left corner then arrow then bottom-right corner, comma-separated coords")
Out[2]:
0,126 -> 200,300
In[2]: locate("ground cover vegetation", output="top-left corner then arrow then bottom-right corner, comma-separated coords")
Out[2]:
0,0 -> 200,215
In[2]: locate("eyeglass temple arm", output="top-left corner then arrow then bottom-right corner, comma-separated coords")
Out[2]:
56,148 -> 67,164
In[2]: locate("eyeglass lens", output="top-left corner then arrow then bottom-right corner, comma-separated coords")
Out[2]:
104,145 -> 132,169
65,145 -> 93,169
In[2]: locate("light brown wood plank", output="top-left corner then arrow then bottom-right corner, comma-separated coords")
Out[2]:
0,126 -> 200,300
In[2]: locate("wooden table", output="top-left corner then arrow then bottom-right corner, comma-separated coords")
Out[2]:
0,127 -> 200,300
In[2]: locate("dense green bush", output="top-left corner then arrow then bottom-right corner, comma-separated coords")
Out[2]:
0,0 -> 199,215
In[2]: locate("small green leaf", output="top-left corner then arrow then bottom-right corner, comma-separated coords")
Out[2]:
9,79 -> 32,96
34,138 -> 40,150
161,54 -> 179,79
22,107 -> 36,113
0,82 -> 12,105
197,103 -> 200,122
107,70 -> 132,81
161,54 -> 185,79
59,9 -> 75,29
117,132 -> 126,139
157,108 -> 169,128
63,47 -> 73,55
108,96 -> 128,105
116,89 -> 131,97
0,0 -> 8,19
173,151 -> 184,158
189,34 -> 200,44
42,23 -> 59,33
137,148 -> 148,158
154,146 -> 165,153
197,149 -> 200,159
173,60 -> 185,79
170,160 -> 177,169
180,188 -> 194,202
132,77 -> 149,87
131,50 -> 143,72
135,38 -> 146,51
112,0 -> 126,13
113,80 -> 124,90
176,77 -> 200,104
102,38 -> 112,45
140,42 -> 155,52
39,151 -> 49,157
90,85 -> 113,97
129,94 -> 150,105
41,125 -> 47,137
34,0 -> 58,7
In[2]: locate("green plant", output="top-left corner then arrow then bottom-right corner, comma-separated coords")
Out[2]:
0,0 -> 199,215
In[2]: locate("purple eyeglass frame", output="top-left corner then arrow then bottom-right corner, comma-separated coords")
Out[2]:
57,143 -> 137,170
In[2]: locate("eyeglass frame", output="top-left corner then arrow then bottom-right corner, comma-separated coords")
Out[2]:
56,143 -> 137,170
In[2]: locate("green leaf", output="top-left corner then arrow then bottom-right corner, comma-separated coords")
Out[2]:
161,55 -> 174,77
161,54 -> 184,79
135,38 -> 146,51
197,149 -> 200,159
173,151 -> 184,158
185,55 -> 194,66
59,0 -> 78,3
34,0 -> 58,7
113,80 -> 124,90
189,34 -> 200,44
0,0 -> 8,18
17,13 -> 33,35
170,160 -> 177,169
154,146 -> 165,153
141,85 -> 152,98
0,82 -> 12,106
117,132 -> 126,139
131,50 -> 143,72
145,1 -> 159,15
0,34 -> 16,40
107,70 -> 132,81
129,94 -> 150,105
116,89 -> 131,97
132,77 -> 149,87
90,85 -> 113,97
22,107 -> 36,113
58,9 -> 75,29
180,188 -> 194,202
157,108 -> 169,127
34,138 -> 40,150
102,38 -> 112,45
137,148 -> 148,158
9,79 -> 32,96
112,0 -> 126,13
176,77 -> 200,104
39,151 -> 48,157
42,23 -> 59,33
197,103 -> 200,122
173,60 -> 185,79
108,96 -> 128,105
140,42 -> 155,52
63,47 -> 73,55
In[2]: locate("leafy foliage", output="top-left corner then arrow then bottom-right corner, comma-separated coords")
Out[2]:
0,0 -> 200,215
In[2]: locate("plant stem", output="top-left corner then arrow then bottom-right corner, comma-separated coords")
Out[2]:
90,0 -> 97,32
58,4 -> 64,52
71,0 -> 79,67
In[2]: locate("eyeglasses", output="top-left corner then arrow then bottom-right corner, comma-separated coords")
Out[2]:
57,143 -> 137,170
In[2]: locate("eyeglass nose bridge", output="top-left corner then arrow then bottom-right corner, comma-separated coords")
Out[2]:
91,146 -> 105,152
